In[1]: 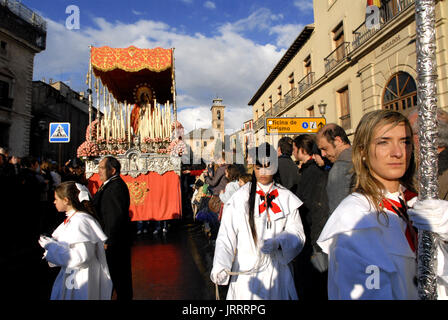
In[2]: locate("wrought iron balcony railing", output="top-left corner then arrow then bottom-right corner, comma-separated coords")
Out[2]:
324,42 -> 350,73
254,117 -> 264,131
297,72 -> 315,94
352,0 -> 415,50
283,87 -> 298,106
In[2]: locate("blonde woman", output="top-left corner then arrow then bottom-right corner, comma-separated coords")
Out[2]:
317,110 -> 448,300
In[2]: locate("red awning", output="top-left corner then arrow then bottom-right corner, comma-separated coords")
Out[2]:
90,46 -> 174,104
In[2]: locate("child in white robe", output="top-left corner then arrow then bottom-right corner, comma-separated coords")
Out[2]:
317,110 -> 448,300
211,143 -> 306,300
38,181 -> 112,300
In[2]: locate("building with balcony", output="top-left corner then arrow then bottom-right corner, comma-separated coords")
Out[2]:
248,0 -> 448,145
0,0 -> 46,156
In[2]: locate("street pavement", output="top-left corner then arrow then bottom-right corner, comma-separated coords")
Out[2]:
130,220 -> 217,300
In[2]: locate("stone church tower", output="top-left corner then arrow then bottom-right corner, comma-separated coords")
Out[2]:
210,98 -> 225,160
211,97 -> 225,143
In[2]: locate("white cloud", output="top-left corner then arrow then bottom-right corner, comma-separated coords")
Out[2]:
132,9 -> 145,16
270,23 -> 305,48
204,1 -> 216,10
34,11 -> 287,133
180,0 -> 193,4
221,8 -> 284,34
294,0 -> 314,12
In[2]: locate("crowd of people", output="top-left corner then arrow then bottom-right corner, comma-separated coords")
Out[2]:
0,151 -> 93,299
2,108 -> 448,301
209,109 -> 448,300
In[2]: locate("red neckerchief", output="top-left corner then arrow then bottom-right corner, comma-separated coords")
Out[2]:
256,188 -> 281,215
64,211 -> 77,225
381,189 -> 418,252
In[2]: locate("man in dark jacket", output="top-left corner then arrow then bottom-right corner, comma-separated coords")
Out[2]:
292,134 -> 330,300
93,156 -> 133,300
274,137 -> 300,194
316,124 -> 353,214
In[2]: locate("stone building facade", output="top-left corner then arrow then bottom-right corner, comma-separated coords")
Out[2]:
31,80 -> 90,163
0,0 -> 46,156
249,0 -> 448,145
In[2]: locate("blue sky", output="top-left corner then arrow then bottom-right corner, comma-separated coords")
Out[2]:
24,0 -> 315,133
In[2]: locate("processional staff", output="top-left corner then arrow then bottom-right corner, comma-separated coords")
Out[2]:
415,0 -> 439,300
87,45 -> 93,141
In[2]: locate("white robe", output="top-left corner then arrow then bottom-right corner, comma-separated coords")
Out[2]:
317,189 -> 448,300
211,182 -> 305,300
44,210 -> 113,300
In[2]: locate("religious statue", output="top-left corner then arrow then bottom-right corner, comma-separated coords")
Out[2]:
131,85 -> 153,135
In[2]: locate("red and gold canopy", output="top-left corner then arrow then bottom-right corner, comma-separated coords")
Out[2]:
90,46 -> 174,104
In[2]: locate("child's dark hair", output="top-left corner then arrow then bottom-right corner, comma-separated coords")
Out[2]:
239,173 -> 252,184
55,181 -> 99,221
226,164 -> 240,182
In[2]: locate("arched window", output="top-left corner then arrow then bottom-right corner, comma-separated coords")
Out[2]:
383,72 -> 417,111
217,110 -> 221,120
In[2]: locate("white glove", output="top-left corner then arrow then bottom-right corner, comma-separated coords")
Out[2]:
261,238 -> 278,254
211,269 -> 229,285
38,235 -> 55,249
408,199 -> 448,240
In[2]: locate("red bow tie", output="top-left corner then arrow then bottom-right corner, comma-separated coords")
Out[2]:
256,189 -> 281,215
381,190 -> 418,252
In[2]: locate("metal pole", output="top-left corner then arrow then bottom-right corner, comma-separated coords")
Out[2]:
171,48 -> 177,126
415,0 -> 439,300
88,45 -> 93,141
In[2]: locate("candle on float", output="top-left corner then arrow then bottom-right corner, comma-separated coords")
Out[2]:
148,108 -> 152,138
157,104 -> 161,138
164,104 -> 166,138
150,102 -> 152,138
166,102 -> 170,138
121,106 -> 125,140
162,102 -> 166,139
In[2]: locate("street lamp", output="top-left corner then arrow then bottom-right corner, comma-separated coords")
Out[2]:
318,100 -> 327,117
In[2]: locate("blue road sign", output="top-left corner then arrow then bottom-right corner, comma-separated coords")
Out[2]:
49,122 -> 71,143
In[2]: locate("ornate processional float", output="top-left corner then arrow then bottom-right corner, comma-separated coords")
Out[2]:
77,46 -> 187,222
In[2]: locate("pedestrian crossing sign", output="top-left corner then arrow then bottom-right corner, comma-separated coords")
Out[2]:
49,122 -> 71,143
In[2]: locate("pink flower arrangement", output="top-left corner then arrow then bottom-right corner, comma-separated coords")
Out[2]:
168,139 -> 187,156
85,120 -> 99,142
77,141 -> 100,158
